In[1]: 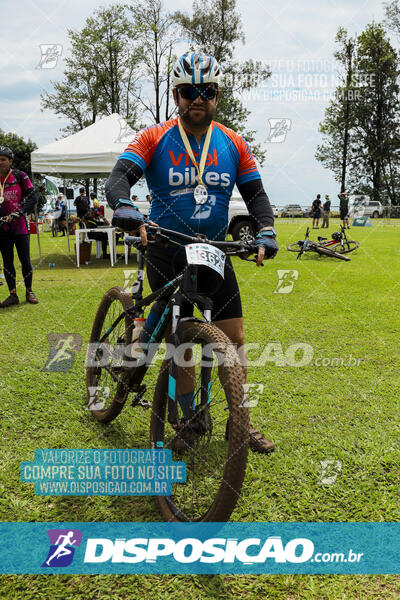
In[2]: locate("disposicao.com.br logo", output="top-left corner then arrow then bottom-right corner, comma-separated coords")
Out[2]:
82,536 -> 363,565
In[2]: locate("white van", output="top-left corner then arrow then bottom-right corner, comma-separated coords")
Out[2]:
348,195 -> 383,218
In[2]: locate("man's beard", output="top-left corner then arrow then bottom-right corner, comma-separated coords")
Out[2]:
179,105 -> 215,129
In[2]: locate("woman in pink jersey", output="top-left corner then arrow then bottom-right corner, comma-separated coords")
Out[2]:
0,146 -> 39,307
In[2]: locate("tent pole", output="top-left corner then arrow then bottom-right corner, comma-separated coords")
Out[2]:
64,179 -> 70,252
32,174 -> 42,265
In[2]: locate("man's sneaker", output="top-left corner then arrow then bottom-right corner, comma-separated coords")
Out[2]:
248,427 -> 275,454
26,290 -> 39,304
171,407 -> 212,453
0,293 -> 19,308
225,419 -> 275,454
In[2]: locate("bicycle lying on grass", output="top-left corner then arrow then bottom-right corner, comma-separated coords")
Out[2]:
287,226 -> 359,260
86,224 -> 262,522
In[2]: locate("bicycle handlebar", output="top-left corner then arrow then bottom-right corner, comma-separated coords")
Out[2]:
124,224 -> 259,259
0,213 -> 20,225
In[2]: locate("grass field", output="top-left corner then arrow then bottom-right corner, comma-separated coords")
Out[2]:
1,218 -> 400,599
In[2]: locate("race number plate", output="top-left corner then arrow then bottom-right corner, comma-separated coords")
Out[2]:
185,243 -> 226,278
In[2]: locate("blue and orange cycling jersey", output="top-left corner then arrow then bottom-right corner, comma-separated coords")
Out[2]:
119,118 -> 261,240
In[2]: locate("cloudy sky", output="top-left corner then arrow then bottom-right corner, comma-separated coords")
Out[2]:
1,0 -> 391,206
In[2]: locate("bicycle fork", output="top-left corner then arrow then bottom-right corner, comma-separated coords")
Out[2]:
167,264 -> 213,425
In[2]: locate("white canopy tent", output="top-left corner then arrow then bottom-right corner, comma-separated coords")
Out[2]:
30,113 -> 135,262
31,113 -> 135,177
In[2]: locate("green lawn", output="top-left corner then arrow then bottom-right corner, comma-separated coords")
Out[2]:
1,219 -> 400,598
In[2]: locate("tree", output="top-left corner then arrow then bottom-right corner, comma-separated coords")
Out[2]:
316,23 -> 400,204
41,5 -> 142,135
352,24 -> 400,202
174,0 -> 271,164
127,0 -> 179,123
0,130 -> 37,177
316,28 -> 357,193
384,0 -> 400,37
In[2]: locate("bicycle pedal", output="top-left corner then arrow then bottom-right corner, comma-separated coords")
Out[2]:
131,384 -> 150,409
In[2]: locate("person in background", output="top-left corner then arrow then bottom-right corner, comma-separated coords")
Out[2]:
321,194 -> 331,228
74,187 -> 90,220
146,194 -> 151,204
83,208 -> 110,259
90,192 -> 99,210
339,191 -> 350,229
131,194 -> 138,204
311,194 -> 322,229
57,194 -> 67,236
0,146 -> 39,307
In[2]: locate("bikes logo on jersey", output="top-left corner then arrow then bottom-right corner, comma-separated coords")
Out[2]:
43,333 -> 82,372
42,529 -> 82,567
169,167 -> 231,187
190,195 -> 217,220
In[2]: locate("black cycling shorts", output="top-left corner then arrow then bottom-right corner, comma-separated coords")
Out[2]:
146,246 -> 242,321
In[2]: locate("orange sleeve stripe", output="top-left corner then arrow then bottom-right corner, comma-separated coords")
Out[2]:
125,118 -> 178,167
213,121 -> 259,178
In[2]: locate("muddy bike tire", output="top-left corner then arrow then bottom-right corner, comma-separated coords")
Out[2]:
86,286 -> 135,423
313,245 -> 350,261
150,321 -> 249,522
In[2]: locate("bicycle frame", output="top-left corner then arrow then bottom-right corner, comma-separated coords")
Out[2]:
95,224 -> 256,419
100,248 -> 216,420
318,226 -> 350,250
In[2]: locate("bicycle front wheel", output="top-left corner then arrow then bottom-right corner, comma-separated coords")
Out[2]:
150,321 -> 249,522
314,246 -> 350,261
86,286 -> 134,423
287,241 -> 303,252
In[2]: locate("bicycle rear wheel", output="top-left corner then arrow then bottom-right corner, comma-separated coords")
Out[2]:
326,240 -> 359,254
314,246 -> 350,261
86,286 -> 134,423
150,321 -> 249,522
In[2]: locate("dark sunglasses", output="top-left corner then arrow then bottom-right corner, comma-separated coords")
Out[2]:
177,85 -> 218,101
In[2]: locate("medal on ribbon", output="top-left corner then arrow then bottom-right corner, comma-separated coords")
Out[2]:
178,118 -> 213,205
0,170 -> 11,205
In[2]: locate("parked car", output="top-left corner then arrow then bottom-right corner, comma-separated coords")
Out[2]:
280,204 -> 304,217
132,194 -> 259,243
303,206 -> 313,218
348,196 -> 383,218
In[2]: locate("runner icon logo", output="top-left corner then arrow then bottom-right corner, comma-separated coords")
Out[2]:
42,529 -> 82,567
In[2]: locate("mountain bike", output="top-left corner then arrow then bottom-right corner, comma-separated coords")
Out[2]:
287,227 -> 352,260
86,224 -> 260,522
288,226 -> 359,256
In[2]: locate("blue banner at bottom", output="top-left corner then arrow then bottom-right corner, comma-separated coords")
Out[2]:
0,522 -> 398,574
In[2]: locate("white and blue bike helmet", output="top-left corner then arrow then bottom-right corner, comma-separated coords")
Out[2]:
172,52 -> 222,87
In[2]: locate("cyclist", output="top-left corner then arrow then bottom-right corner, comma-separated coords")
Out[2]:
0,146 -> 39,307
312,194 -> 322,228
106,52 -> 279,453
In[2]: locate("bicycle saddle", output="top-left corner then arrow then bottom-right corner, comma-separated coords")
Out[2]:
317,236 -> 327,241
